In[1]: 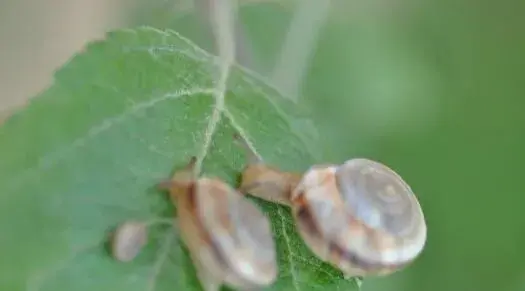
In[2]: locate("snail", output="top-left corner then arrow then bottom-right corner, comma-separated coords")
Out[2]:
111,218 -> 174,262
111,221 -> 148,262
158,157 -> 278,291
234,135 -> 427,278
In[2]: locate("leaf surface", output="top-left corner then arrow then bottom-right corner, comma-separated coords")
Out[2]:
0,27 -> 359,291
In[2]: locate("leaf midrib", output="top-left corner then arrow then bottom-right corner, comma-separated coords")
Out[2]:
11,27 -> 311,291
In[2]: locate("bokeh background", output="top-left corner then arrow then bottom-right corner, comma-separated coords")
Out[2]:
1,1 -> 524,291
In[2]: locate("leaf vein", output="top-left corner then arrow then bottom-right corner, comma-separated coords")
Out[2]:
278,207 -> 300,291
222,108 -> 262,161
224,108 -> 302,290
194,49 -> 233,173
125,45 -> 211,65
7,88 -> 215,194
289,253 -> 340,281
194,91 -> 223,174
146,231 -> 176,291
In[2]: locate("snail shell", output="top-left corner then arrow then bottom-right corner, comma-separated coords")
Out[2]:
173,175 -> 278,290
111,221 -> 147,262
290,158 -> 426,277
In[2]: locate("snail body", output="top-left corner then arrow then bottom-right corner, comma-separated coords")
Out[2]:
160,157 -> 278,291
236,137 -> 427,278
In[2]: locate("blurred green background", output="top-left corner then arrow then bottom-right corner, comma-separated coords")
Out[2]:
1,0 -> 524,291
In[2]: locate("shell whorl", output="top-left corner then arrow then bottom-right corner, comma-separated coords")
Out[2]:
335,159 -> 424,239
289,159 -> 427,275
334,159 -> 426,268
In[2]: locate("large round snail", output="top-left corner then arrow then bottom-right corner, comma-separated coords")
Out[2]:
234,135 -> 427,278
157,157 -> 278,291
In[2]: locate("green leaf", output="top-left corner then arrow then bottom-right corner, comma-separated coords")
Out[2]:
0,27 -> 359,291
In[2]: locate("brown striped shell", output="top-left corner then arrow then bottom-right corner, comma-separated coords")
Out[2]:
164,158 -> 278,290
192,178 -> 278,286
235,135 -> 426,278
290,159 -> 427,276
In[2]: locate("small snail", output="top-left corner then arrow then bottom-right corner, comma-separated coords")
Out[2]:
111,218 -> 174,262
235,135 -> 427,278
111,221 -> 148,262
158,157 -> 278,291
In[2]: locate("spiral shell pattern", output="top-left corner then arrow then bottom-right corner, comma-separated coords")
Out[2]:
290,158 -> 426,276
335,159 -> 426,266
